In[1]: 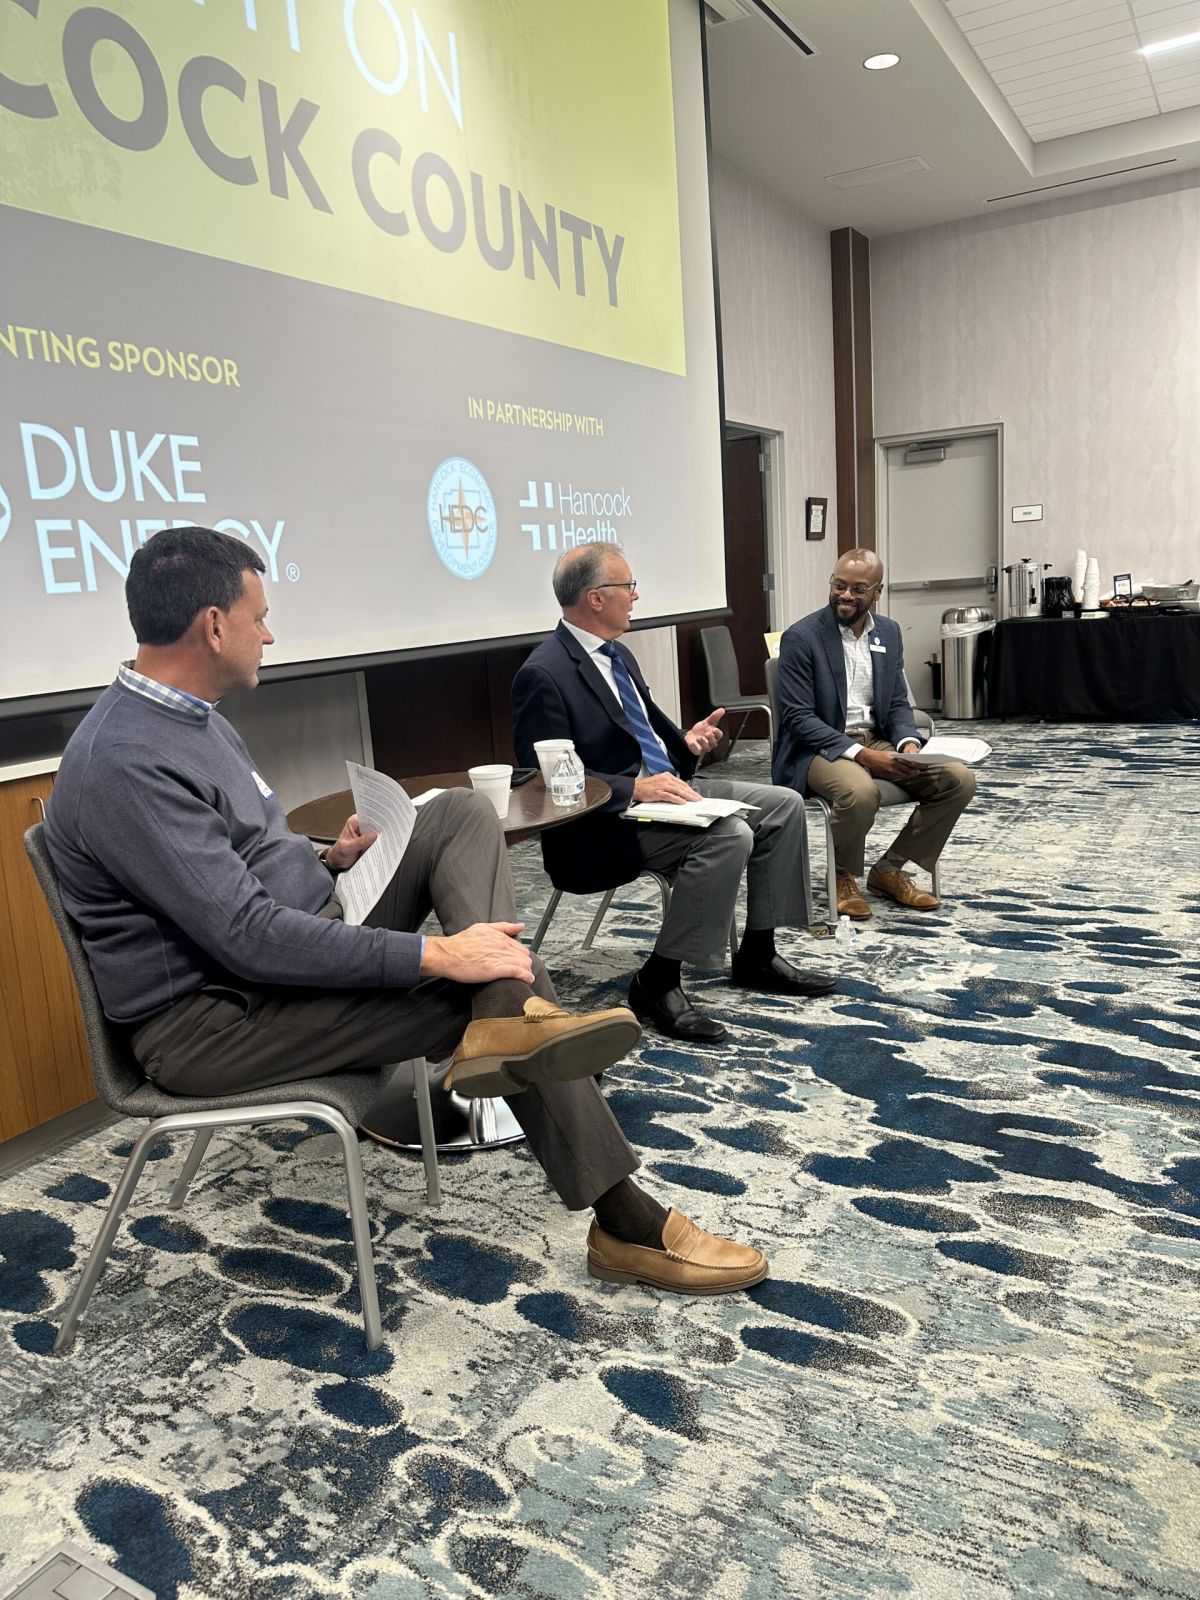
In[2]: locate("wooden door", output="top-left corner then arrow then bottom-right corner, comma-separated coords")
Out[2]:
0,774 -> 94,1141
677,434 -> 771,746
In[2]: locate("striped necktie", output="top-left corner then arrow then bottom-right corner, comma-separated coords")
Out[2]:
600,641 -> 674,775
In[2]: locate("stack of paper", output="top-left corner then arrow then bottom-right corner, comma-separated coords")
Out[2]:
904,735 -> 992,766
622,797 -> 760,829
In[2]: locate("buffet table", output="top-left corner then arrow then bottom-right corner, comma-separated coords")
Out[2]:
988,613 -> 1200,720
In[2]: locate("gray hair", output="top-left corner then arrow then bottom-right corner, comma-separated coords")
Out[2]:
552,544 -> 622,609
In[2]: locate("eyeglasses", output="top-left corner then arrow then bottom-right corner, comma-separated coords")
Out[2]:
829,577 -> 880,598
592,581 -> 637,594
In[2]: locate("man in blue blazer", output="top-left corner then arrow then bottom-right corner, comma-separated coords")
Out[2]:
773,549 -> 975,919
513,546 -> 834,1044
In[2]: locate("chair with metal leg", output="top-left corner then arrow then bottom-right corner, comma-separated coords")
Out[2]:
700,625 -> 773,755
24,822 -> 441,1355
764,659 -> 943,931
530,870 -> 739,964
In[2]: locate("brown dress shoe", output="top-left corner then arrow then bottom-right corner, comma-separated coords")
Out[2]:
867,863 -> 940,910
586,1207 -> 768,1295
445,996 -> 641,1098
836,872 -> 872,919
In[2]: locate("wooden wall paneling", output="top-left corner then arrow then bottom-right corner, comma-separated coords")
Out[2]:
830,226 -> 876,553
851,229 -> 876,547
0,775 -> 92,1141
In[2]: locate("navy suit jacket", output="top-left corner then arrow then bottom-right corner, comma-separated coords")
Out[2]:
771,607 -> 919,796
512,622 -> 696,893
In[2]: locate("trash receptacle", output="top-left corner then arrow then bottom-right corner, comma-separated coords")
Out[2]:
940,607 -> 994,718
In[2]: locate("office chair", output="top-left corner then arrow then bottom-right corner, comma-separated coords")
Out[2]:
24,823 -> 443,1354
763,658 -> 941,931
700,625 -> 773,754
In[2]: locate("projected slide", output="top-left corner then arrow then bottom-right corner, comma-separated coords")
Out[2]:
0,0 -> 724,704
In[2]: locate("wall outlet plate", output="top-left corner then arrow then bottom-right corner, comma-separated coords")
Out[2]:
1011,504 -> 1043,522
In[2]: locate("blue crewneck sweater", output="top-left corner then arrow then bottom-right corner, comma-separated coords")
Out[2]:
45,680 -> 421,1024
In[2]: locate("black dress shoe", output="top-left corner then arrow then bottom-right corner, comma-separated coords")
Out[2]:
629,973 -> 727,1043
730,953 -> 837,997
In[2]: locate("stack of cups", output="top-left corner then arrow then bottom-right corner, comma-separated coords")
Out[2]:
1083,558 -> 1100,610
467,764 -> 513,818
533,740 -> 576,783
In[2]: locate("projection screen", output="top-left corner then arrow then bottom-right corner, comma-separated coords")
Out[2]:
0,0 -> 725,708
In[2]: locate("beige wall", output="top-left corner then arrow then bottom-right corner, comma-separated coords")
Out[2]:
871,172 -> 1200,591
711,156 -> 839,623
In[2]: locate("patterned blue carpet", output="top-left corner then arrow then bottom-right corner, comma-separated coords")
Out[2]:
2,723 -> 1198,1599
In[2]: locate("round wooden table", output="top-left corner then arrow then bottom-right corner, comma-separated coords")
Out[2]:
287,771 -> 611,845
286,770 -> 611,1153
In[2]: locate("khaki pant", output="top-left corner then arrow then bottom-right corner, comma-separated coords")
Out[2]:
806,738 -> 975,877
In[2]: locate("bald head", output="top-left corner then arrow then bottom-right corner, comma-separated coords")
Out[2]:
829,547 -> 884,634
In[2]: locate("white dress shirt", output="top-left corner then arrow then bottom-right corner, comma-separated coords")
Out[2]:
836,614 -> 917,761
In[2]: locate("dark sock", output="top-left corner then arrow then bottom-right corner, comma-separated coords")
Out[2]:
637,951 -> 682,998
593,1178 -> 670,1249
737,927 -> 776,964
472,978 -> 537,1021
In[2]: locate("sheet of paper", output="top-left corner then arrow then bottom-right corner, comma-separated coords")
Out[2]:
334,761 -> 417,925
411,788 -> 445,807
903,735 -> 992,766
622,797 -> 760,827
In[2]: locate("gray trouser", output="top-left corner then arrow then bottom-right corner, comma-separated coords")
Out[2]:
130,788 -> 638,1210
806,739 -> 977,876
635,777 -> 812,968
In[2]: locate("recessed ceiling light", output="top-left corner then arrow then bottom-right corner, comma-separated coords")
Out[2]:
863,52 -> 900,70
1140,30 -> 1200,56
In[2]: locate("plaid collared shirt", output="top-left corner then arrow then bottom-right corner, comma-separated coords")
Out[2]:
117,662 -> 214,721
839,612 -> 876,737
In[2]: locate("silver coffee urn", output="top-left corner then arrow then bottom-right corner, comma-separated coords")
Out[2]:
1003,559 -> 1051,618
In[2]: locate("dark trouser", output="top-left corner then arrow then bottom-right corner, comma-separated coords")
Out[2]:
635,777 -> 813,967
130,788 -> 638,1210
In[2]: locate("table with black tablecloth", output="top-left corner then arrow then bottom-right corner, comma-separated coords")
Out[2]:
988,613 -> 1200,720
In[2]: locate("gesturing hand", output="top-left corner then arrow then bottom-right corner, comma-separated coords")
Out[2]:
632,773 -> 701,805
685,708 -> 725,756
856,747 -> 922,782
326,813 -> 380,872
420,922 -> 534,986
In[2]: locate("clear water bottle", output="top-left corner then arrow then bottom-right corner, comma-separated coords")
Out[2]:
550,752 -> 579,808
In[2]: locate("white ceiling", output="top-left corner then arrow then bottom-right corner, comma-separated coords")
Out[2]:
704,0 -> 1200,235
946,0 -> 1200,141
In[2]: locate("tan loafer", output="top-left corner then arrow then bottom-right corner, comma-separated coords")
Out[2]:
445,996 -> 641,1098
867,863 -> 940,910
836,872 -> 872,919
586,1207 -> 768,1296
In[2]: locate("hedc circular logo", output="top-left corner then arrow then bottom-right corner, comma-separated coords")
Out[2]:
427,457 -> 497,580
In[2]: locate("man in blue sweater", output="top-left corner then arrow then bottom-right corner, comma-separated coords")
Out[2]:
45,528 -> 767,1296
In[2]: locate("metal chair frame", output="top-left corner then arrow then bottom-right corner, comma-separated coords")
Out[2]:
530,869 -> 739,965
763,659 -> 944,931
700,625 -> 773,755
24,823 -> 442,1355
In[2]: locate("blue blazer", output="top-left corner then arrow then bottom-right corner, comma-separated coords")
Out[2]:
512,623 -> 695,893
772,607 -> 919,796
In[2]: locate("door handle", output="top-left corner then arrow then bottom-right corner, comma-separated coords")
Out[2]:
986,565 -> 997,596
889,576 -> 988,592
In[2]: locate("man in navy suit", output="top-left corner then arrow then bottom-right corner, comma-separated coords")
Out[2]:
773,549 -> 975,919
513,546 -> 834,1044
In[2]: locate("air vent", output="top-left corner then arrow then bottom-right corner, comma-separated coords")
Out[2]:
986,158 -> 1177,203
826,156 -> 930,190
704,0 -> 817,57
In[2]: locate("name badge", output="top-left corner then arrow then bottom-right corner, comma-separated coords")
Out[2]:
869,639 -> 887,653
251,770 -> 274,799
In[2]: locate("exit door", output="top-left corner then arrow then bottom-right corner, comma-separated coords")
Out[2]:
879,432 -> 1000,709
